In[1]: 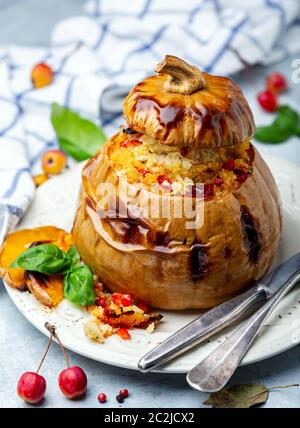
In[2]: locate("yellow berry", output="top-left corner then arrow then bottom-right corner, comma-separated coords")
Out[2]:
31,63 -> 53,89
42,150 -> 67,175
33,174 -> 48,187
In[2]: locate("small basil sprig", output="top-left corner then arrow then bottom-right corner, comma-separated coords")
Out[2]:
10,244 -> 95,306
255,105 -> 300,144
51,103 -> 106,161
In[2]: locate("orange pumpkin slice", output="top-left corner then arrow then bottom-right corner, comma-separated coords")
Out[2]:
25,272 -> 64,307
0,226 -> 72,290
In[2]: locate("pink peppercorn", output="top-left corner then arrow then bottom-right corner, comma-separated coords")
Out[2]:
98,392 -> 107,403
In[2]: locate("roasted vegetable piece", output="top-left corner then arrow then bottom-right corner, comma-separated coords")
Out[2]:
101,311 -> 163,329
0,226 -> 72,289
25,272 -> 64,307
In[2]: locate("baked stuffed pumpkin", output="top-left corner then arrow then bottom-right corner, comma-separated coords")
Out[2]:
72,56 -> 282,310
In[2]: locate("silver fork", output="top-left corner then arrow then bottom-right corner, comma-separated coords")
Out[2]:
186,270 -> 300,392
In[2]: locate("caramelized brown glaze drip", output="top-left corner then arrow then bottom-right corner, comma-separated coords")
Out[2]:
135,98 -> 185,133
133,93 -> 236,144
105,218 -> 148,246
190,242 -> 209,281
104,217 -> 172,250
85,197 -> 177,254
240,205 -> 261,264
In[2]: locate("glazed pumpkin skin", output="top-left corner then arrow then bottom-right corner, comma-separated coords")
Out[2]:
72,56 -> 282,310
73,144 -> 281,310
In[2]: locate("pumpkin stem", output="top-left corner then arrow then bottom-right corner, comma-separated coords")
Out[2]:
156,55 -> 206,95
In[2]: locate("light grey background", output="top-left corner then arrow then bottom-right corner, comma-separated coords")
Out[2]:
0,0 -> 83,46
1,0 -> 300,409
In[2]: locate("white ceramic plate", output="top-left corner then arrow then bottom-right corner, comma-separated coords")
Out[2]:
4,154 -> 300,373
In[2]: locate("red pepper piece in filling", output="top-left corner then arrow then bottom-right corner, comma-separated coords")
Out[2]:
204,184 -> 214,199
187,184 -> 214,199
137,168 -> 151,177
235,169 -> 248,183
120,139 -> 141,148
214,177 -> 223,186
224,159 -> 235,171
95,296 -> 108,308
157,175 -> 172,190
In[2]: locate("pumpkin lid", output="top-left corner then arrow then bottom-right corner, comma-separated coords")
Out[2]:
123,55 -> 255,148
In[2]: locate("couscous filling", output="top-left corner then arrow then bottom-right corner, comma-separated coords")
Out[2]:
107,127 -> 254,198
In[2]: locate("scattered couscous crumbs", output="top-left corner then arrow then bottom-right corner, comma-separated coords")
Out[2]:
146,322 -> 155,334
84,319 -> 114,343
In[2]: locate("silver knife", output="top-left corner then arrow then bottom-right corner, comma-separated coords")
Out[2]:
138,252 -> 300,372
187,268 -> 300,392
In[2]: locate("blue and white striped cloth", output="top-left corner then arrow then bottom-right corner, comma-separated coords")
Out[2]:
0,0 -> 299,241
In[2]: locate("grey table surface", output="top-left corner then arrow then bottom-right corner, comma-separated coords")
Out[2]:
1,0 -> 300,409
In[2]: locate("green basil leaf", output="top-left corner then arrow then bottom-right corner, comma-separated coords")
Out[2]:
275,105 -> 299,131
58,138 -> 91,162
254,105 -> 300,144
10,244 -> 71,274
64,264 -> 96,306
51,103 -> 106,161
294,127 -> 300,137
67,246 -> 81,267
254,125 -> 293,144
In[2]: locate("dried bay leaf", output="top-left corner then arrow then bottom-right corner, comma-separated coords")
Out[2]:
203,383 -> 299,408
203,384 -> 269,408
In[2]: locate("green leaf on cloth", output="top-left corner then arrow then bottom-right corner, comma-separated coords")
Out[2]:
255,105 -> 300,144
51,103 -> 106,161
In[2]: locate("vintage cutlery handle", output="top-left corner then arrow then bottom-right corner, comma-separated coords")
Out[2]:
186,271 -> 300,393
138,284 -> 266,372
